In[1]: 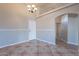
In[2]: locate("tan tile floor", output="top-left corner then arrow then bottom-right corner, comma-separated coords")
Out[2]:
0,40 -> 78,56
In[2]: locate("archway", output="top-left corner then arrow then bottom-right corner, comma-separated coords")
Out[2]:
55,14 -> 68,45
55,13 -> 79,46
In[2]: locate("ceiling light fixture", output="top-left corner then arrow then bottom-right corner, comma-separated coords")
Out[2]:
27,5 -> 38,13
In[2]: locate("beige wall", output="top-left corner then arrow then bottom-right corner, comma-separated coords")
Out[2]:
0,4 -> 29,47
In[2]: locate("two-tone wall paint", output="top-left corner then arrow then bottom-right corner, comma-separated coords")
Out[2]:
0,8 -> 29,48
0,4 -> 79,48
36,4 -> 79,45
36,14 -> 56,45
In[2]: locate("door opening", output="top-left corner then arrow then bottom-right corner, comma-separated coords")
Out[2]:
56,14 -> 68,45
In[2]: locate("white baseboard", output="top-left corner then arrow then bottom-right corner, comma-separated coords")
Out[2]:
37,38 -> 55,45
0,39 -> 33,49
0,39 -> 55,49
67,41 -> 78,46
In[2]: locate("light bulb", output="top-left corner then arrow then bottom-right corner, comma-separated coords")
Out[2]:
27,5 -> 31,8
32,5 -> 35,7
34,8 -> 37,10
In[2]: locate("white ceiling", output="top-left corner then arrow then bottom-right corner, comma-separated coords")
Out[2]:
36,3 -> 69,14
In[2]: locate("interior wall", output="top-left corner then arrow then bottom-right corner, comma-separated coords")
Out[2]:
78,16 -> 79,46
36,14 -> 56,44
28,16 -> 36,40
37,4 -> 79,45
68,14 -> 79,45
0,7 -> 29,48
61,14 -> 68,43
0,4 -> 79,47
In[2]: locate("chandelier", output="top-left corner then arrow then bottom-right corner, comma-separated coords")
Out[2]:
27,5 -> 38,14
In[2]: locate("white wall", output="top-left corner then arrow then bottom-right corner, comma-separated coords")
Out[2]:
61,14 -> 68,42
78,16 -> 79,45
68,14 -> 79,45
28,16 -> 36,40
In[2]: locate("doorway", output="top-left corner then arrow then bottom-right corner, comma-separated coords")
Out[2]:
56,14 -> 68,45
56,23 -> 61,44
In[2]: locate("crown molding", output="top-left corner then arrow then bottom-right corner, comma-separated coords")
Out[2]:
37,3 -> 76,18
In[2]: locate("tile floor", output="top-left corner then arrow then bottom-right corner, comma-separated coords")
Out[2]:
0,40 -> 78,56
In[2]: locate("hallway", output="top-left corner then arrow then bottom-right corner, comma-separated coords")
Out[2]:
0,40 -> 78,56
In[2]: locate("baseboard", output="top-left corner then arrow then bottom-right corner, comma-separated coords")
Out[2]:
0,39 -> 34,49
67,41 -> 78,46
0,39 -> 55,49
37,38 -> 55,45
